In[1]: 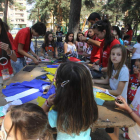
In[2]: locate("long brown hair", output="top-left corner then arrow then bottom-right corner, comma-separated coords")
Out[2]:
53,62 -> 98,134
0,18 -> 12,59
7,103 -> 50,140
107,44 -> 127,79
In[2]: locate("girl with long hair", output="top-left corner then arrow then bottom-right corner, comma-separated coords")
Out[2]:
41,31 -> 58,58
42,62 -> 98,140
91,19 -> 120,78
94,44 -> 129,140
0,18 -> 17,88
64,32 -> 78,58
0,103 -> 52,140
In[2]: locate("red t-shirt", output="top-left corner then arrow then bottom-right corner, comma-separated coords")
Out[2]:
14,27 -> 31,57
99,39 -> 120,67
7,32 -> 14,43
0,40 -> 16,76
90,35 -> 103,63
126,30 -> 133,42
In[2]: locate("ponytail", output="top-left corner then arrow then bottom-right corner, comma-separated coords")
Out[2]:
93,19 -> 114,50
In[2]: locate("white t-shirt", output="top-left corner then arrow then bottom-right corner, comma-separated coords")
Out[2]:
30,41 -> 35,53
131,43 -> 140,59
128,87 -> 140,140
67,43 -> 78,58
109,65 -> 129,101
77,42 -> 87,52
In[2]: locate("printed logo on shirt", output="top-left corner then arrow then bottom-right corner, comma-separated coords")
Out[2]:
103,51 -> 107,58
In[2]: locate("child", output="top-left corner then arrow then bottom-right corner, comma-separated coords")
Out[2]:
128,59 -> 140,104
130,35 -> 140,74
125,24 -> 133,43
92,19 -> 120,78
123,35 -> 130,46
0,19 -> 17,89
75,32 -> 87,54
0,103 -> 51,140
64,32 -> 78,58
87,27 -> 101,63
112,26 -> 123,45
56,26 -> 64,51
41,31 -> 58,58
94,44 -> 129,140
115,92 -> 140,140
42,62 -> 98,140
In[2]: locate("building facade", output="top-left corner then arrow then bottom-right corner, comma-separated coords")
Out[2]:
0,0 -> 27,28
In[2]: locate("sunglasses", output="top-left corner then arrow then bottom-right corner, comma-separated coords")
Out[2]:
93,23 -> 102,28
133,65 -> 139,69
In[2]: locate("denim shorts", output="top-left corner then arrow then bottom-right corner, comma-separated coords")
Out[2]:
11,58 -> 27,74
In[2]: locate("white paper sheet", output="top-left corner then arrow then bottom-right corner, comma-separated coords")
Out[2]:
5,88 -> 39,102
5,84 -> 50,102
2,99 -> 22,115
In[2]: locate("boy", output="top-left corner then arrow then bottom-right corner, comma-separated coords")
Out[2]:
11,22 -> 46,74
56,26 -> 63,52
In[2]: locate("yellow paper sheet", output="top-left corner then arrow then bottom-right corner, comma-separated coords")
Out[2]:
96,92 -> 115,101
37,96 -> 46,107
42,67 -> 57,75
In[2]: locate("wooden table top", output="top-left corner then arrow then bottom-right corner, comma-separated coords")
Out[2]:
0,62 -> 136,128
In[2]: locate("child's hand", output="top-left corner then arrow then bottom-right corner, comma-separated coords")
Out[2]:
47,94 -> 55,106
0,42 -> 11,54
79,36 -> 87,42
36,56 -> 41,62
93,65 -> 99,71
115,96 -> 129,111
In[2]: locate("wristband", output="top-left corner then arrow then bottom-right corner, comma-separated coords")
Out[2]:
45,100 -> 51,107
99,66 -> 102,72
7,50 -> 13,56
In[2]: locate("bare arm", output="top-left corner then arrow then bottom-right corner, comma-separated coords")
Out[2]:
55,47 -> 58,58
42,94 -> 55,113
87,39 -> 101,47
132,48 -> 136,54
108,81 -> 126,96
18,43 -> 39,64
93,65 -> 107,72
0,42 -> 17,62
80,36 -> 101,48
64,42 -> 68,54
93,77 -> 109,85
115,96 -> 140,126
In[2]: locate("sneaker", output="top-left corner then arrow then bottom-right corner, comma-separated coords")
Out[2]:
121,127 -> 128,132
123,132 -> 130,139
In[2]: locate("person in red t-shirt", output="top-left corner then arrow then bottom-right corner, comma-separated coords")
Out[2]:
0,19 -> 17,88
80,12 -> 101,49
91,19 -> 120,78
125,24 -> 133,44
87,27 -> 103,63
11,22 -> 46,74
127,60 -> 140,104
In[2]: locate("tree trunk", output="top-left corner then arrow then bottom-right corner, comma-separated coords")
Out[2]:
68,0 -> 82,40
4,0 -> 8,23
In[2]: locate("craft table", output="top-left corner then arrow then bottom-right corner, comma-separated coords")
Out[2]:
0,62 -> 136,128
